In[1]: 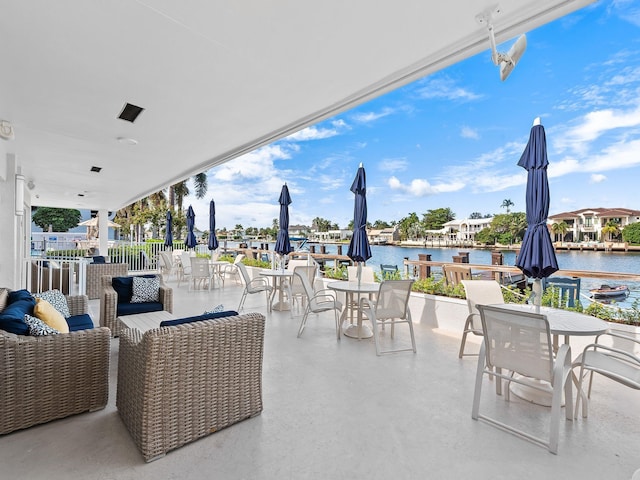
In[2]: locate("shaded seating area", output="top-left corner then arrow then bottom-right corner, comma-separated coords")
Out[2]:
117,312 -> 265,462
100,274 -> 173,337
0,289 -> 110,435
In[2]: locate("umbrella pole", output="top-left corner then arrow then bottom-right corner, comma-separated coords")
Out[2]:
532,278 -> 542,312
357,262 -> 362,287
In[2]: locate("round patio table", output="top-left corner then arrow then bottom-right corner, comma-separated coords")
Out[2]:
259,269 -> 293,311
327,281 -> 379,339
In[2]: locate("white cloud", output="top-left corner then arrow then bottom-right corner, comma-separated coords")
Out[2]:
388,176 -> 464,196
284,121 -> 349,141
379,158 -> 408,172
460,126 -> 480,140
590,173 -> 607,183
351,108 -> 394,123
414,75 -> 481,101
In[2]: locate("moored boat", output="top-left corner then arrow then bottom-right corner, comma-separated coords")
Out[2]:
589,284 -> 630,298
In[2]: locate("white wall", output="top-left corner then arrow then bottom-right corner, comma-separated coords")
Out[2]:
0,152 -> 27,288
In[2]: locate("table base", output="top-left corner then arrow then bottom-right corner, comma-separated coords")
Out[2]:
509,376 -> 564,407
272,301 -> 291,312
343,323 -> 373,339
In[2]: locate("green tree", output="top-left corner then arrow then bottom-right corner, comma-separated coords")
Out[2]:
551,221 -> 569,242
469,212 -> 483,219
398,212 -> 420,240
372,220 -> 391,229
312,217 -> 332,232
474,227 -> 495,245
500,199 -> 514,214
601,221 -> 620,242
32,207 -> 82,232
622,223 -> 640,244
422,208 -> 455,230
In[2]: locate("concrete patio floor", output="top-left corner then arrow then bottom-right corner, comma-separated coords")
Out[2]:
1,273 -> 639,479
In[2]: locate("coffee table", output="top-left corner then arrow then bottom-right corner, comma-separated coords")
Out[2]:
118,310 -> 177,333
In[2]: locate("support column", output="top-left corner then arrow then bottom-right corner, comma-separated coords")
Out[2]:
0,153 -> 27,288
98,209 -> 109,258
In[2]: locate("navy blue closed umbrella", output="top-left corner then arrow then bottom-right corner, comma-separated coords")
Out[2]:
274,184 -> 293,257
208,200 -> 219,252
515,121 -> 558,304
347,164 -> 372,282
164,210 -> 173,249
185,205 -> 197,249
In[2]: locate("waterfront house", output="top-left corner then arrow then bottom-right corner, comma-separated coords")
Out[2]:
549,208 -> 640,242
443,217 -> 494,243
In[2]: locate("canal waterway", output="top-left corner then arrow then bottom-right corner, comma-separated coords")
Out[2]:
232,241 -> 640,308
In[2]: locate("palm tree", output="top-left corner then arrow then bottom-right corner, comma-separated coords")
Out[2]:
551,221 -> 569,242
500,199 -> 514,214
601,221 -> 620,242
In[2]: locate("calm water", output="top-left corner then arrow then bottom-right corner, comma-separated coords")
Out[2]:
238,241 -> 640,308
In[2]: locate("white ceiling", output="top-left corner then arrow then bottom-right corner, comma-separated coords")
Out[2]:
1,0 -> 593,211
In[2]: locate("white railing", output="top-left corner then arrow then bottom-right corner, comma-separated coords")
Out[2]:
23,257 -> 82,295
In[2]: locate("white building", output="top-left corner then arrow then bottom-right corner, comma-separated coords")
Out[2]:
442,217 -> 494,242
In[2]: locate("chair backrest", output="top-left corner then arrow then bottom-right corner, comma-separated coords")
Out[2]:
542,276 -> 581,308
160,251 -> 173,268
294,269 -> 327,311
477,304 -> 554,382
190,257 -> 210,277
461,280 -> 504,331
234,254 -> 246,265
236,262 -> 251,284
373,280 -> 413,320
291,265 -> 317,295
287,259 -> 309,271
211,251 -> 220,261
347,266 -> 375,283
181,251 -> 193,272
380,264 -> 399,279
442,264 -> 472,286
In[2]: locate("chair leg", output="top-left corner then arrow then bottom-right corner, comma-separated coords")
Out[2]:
238,289 -> 248,311
335,308 -> 341,340
297,308 -> 310,337
458,315 -> 474,358
472,341 -> 486,420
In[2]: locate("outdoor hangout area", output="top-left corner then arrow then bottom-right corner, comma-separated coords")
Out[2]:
1,253 -> 640,478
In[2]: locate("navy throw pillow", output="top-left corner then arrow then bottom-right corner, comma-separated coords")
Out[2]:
8,289 -> 35,303
0,297 -> 36,335
159,310 -> 238,328
112,277 -> 134,304
92,256 -> 106,264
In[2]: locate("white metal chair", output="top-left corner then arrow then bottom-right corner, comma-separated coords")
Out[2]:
289,265 -> 318,315
360,279 -> 416,356
158,251 -> 176,281
573,332 -> 640,419
459,280 -> 505,358
189,257 -> 213,291
295,269 -> 342,340
237,262 -> 273,312
473,304 -> 574,454
221,254 -> 246,286
177,251 -> 193,287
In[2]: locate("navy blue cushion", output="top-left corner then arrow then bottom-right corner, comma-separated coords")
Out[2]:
8,289 -> 35,303
117,302 -> 163,317
112,276 -> 134,304
112,275 -> 159,304
0,297 -> 36,335
92,256 -> 106,264
159,310 -> 238,328
66,314 -> 94,332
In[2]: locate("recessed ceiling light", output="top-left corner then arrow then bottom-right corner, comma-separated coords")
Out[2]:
116,137 -> 138,145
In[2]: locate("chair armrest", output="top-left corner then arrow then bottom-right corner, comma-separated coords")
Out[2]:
248,277 -> 272,290
312,289 -> 338,303
159,285 -> 173,313
100,283 -> 118,335
66,294 -> 89,316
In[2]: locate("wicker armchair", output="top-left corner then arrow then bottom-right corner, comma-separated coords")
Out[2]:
117,312 -> 265,462
0,294 -> 110,435
100,275 -> 173,337
86,262 -> 128,299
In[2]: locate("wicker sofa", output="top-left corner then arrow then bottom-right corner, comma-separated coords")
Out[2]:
117,312 -> 265,462
100,274 -> 173,337
0,293 -> 110,435
86,262 -> 128,299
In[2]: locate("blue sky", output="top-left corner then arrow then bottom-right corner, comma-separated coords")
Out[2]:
186,0 -> 640,232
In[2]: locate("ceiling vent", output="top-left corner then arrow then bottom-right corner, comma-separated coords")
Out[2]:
118,103 -> 144,123
90,166 -> 102,173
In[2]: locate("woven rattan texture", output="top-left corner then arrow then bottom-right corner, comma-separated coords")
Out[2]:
86,263 -> 128,299
116,312 -> 265,461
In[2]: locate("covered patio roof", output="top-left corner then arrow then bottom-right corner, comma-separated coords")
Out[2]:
1,0 -> 593,211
